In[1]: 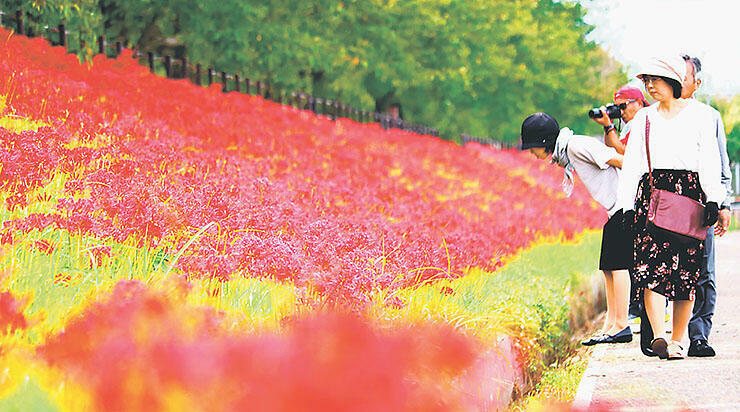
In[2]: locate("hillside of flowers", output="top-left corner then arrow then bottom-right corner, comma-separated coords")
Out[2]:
0,29 -> 607,411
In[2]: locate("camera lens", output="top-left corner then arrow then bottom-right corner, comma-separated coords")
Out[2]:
587,108 -> 603,119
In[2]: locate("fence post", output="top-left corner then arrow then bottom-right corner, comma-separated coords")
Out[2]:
115,41 -> 122,56
245,78 -> 251,94
207,68 -> 214,86
234,74 -> 240,92
15,10 -> 23,35
256,80 -> 263,97
181,57 -> 188,79
58,24 -> 66,47
164,55 -> 172,78
147,52 -> 154,72
221,71 -> 227,92
195,63 -> 202,86
98,36 -> 105,55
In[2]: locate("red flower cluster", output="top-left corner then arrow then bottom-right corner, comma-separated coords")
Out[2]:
0,30 -> 606,304
39,280 -> 476,412
0,290 -> 28,334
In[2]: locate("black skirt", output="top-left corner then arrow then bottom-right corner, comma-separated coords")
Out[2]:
599,209 -> 633,271
632,169 -> 704,302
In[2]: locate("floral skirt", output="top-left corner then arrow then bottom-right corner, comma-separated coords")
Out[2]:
632,169 -> 705,302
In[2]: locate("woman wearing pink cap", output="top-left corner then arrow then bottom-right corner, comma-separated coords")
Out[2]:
616,55 -> 724,360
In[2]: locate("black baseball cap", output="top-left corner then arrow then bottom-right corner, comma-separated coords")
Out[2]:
519,112 -> 559,150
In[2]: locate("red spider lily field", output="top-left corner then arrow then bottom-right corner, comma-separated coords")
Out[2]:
0,29 -> 608,412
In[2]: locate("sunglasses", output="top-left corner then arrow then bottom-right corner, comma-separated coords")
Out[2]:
616,99 -> 639,110
641,75 -> 663,85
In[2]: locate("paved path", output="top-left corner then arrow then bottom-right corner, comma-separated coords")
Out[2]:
574,230 -> 740,411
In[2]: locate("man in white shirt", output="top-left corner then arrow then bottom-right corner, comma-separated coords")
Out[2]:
520,113 -> 633,346
679,54 -> 733,357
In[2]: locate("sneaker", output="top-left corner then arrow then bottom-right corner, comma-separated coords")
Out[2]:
628,315 -> 640,334
688,339 -> 716,357
667,341 -> 685,360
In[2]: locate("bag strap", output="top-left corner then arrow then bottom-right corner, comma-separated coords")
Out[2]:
645,116 -> 654,190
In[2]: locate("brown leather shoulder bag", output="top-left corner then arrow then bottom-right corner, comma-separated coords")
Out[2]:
644,116 -> 707,244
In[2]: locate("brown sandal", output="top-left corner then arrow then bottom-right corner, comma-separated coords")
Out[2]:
651,338 -> 668,359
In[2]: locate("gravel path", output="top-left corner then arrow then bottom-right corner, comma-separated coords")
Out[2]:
573,230 -> 740,411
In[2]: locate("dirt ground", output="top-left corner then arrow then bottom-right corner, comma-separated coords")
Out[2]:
573,230 -> 740,411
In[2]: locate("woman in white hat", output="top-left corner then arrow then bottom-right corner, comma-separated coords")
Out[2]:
616,55 -> 725,360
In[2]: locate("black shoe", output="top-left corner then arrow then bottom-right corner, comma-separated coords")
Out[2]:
581,333 -> 606,346
688,339 -> 716,357
590,327 -> 633,344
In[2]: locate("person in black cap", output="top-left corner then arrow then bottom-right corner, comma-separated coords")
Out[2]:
520,112 -> 632,346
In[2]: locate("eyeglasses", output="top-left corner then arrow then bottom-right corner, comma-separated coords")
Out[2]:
617,99 -> 639,110
641,75 -> 662,86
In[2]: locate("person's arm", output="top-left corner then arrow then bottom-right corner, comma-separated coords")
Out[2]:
606,154 -> 623,169
616,115 -> 645,212
604,127 -> 626,154
593,108 -> 626,154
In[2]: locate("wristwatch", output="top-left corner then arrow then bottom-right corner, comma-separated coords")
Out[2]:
603,125 -> 616,134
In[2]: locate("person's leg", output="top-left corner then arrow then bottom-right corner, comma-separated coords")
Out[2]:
689,229 -> 716,342
609,269 -> 630,333
602,270 -> 616,333
671,299 -> 695,343
644,288 -> 667,341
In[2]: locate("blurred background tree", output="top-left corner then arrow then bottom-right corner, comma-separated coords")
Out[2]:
4,0 -> 632,142
713,95 -> 740,163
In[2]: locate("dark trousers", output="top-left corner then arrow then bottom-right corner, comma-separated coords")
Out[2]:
688,228 -> 716,342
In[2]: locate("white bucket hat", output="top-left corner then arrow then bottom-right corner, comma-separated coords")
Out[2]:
636,55 -> 687,85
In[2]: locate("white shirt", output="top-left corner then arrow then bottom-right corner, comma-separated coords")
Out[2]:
566,135 -> 621,217
616,101 -> 724,211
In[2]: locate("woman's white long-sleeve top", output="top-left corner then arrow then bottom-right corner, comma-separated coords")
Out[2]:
616,101 -> 725,211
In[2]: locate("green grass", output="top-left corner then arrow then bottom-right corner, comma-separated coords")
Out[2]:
0,379 -> 59,412
374,231 -> 604,378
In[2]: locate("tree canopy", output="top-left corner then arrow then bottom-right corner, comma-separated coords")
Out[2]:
714,95 -> 740,163
6,0 -> 627,142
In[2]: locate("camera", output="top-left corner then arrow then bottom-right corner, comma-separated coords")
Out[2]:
588,103 -> 622,119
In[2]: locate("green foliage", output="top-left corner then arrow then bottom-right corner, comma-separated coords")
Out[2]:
386,231 -> 604,378
2,0 -> 626,141
2,0 -> 102,57
726,123 -> 740,163
714,94 -> 740,162
0,378 -> 59,412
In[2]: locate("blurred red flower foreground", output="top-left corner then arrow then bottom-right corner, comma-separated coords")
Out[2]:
39,281 -> 477,412
0,29 -> 605,410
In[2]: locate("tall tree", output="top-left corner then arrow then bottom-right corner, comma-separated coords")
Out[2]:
5,0 -> 627,142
